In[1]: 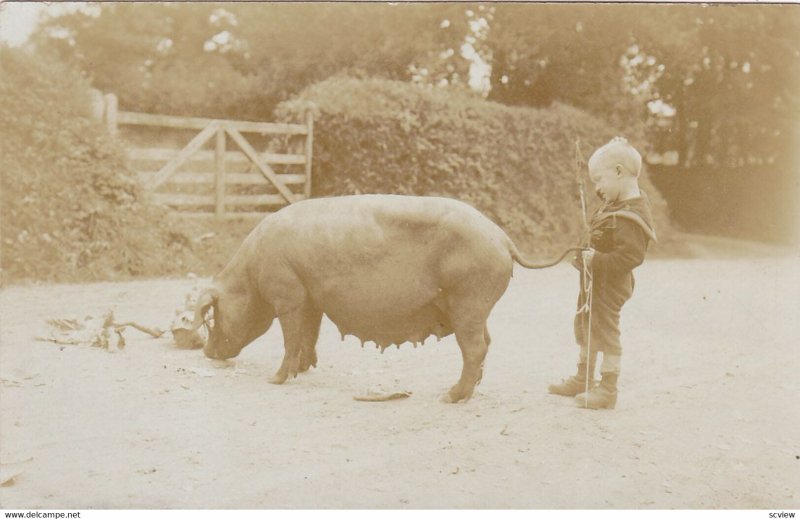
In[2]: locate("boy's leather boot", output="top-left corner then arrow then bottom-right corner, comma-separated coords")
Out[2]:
575,373 -> 618,409
548,361 -> 596,397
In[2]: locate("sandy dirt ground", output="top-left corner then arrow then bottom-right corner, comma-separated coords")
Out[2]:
1,254 -> 798,509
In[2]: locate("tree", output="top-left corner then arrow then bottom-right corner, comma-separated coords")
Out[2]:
32,3 -> 467,119
484,3 -> 800,167
31,3 -> 799,168
486,5 -> 642,125
637,4 -> 800,167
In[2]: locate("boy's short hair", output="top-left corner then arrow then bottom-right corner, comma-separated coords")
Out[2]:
588,137 -> 642,178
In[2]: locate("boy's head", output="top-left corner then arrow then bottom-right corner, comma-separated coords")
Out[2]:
587,137 -> 642,202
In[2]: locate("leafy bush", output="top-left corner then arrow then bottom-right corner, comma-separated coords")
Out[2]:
650,165 -> 798,244
276,77 -> 673,258
0,48 -> 251,284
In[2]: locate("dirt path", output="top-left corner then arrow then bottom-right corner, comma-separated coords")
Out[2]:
1,258 -> 798,509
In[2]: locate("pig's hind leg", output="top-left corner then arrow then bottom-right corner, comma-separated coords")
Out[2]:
442,318 -> 489,403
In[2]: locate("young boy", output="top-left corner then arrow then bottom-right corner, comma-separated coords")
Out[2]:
548,137 -> 657,409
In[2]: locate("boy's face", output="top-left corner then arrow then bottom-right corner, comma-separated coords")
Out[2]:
588,159 -> 624,202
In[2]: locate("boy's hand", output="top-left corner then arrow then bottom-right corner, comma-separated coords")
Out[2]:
582,248 -> 595,268
572,248 -> 595,270
571,252 -> 582,270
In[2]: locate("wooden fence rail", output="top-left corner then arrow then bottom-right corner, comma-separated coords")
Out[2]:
94,91 -> 313,219
117,110 -> 309,135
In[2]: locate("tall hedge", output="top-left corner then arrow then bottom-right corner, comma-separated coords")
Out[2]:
0,49 -> 237,283
276,77 -> 672,257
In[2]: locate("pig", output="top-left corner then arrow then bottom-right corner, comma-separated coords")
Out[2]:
191,194 -> 556,402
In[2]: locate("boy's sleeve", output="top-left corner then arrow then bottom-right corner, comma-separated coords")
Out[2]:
591,218 -> 648,277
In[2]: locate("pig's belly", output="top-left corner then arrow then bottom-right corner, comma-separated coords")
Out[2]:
314,276 -> 453,347
325,300 -> 453,347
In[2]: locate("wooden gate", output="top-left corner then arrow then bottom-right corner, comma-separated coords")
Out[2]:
99,93 -> 312,219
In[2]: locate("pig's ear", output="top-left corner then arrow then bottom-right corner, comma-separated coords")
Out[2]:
191,288 -> 219,330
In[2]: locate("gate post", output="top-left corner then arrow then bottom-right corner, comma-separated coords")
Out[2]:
104,93 -> 118,136
215,124 -> 226,218
304,109 -> 314,199
88,89 -> 105,121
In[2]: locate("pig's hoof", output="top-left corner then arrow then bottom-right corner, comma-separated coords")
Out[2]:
269,372 -> 288,385
441,386 -> 472,403
298,350 -> 317,373
440,392 -> 458,403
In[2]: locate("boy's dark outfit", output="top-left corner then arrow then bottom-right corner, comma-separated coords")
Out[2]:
561,191 -> 656,408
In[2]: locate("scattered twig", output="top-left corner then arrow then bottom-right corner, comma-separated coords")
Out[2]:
40,310 -> 162,350
353,391 -> 412,402
194,232 -> 216,243
35,336 -> 80,345
45,318 -> 81,331
0,471 -> 21,487
1,456 -> 34,487
115,322 -> 164,338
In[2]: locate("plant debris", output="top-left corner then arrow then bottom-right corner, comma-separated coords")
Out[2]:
0,456 -> 34,487
37,311 -> 162,350
169,287 -> 207,350
353,390 -> 412,402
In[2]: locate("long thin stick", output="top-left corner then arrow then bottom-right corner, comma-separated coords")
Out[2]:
114,322 -> 165,338
582,263 -> 593,407
574,139 -> 594,406
575,140 -> 589,235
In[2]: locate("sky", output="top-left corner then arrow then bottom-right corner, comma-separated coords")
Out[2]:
0,0 -> 787,49
0,2 -> 43,47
